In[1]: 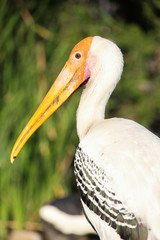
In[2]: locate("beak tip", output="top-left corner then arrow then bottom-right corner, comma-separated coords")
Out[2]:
10,155 -> 16,164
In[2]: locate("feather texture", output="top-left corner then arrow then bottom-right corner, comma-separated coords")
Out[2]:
75,36 -> 160,239
74,146 -> 148,240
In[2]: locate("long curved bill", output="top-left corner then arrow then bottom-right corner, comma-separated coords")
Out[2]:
10,36 -> 93,163
10,62 -> 83,163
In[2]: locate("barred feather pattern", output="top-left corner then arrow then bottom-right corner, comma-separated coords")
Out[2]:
74,146 -> 148,240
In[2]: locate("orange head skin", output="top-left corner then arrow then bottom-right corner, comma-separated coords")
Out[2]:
10,37 -> 93,163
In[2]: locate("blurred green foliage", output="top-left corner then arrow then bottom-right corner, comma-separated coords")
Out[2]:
0,0 -> 160,238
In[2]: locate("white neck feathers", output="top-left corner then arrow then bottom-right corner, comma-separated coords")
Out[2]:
76,36 -> 124,140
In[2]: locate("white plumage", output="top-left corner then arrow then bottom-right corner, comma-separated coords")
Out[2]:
11,36 -> 160,240
75,37 -> 160,240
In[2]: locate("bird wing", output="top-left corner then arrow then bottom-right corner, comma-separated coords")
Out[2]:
79,118 -> 160,238
74,146 -> 149,240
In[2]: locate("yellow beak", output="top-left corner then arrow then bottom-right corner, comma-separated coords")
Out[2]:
10,37 -> 93,163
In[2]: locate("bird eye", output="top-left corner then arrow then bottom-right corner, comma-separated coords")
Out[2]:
75,52 -> 81,59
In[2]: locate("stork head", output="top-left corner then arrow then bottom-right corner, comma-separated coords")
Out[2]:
10,36 -> 123,162
10,37 -> 93,162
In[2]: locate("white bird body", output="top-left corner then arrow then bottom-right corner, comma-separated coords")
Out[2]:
74,37 -> 160,239
11,36 -> 160,240
77,118 -> 160,239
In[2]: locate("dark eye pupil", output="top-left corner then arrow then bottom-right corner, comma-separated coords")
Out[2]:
75,53 -> 81,59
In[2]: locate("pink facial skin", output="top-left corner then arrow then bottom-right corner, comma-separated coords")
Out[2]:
83,49 -> 91,82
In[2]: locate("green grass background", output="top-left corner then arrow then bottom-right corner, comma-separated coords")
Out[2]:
0,0 -> 160,238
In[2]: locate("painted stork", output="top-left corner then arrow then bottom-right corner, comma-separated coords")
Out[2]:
10,36 -> 160,240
